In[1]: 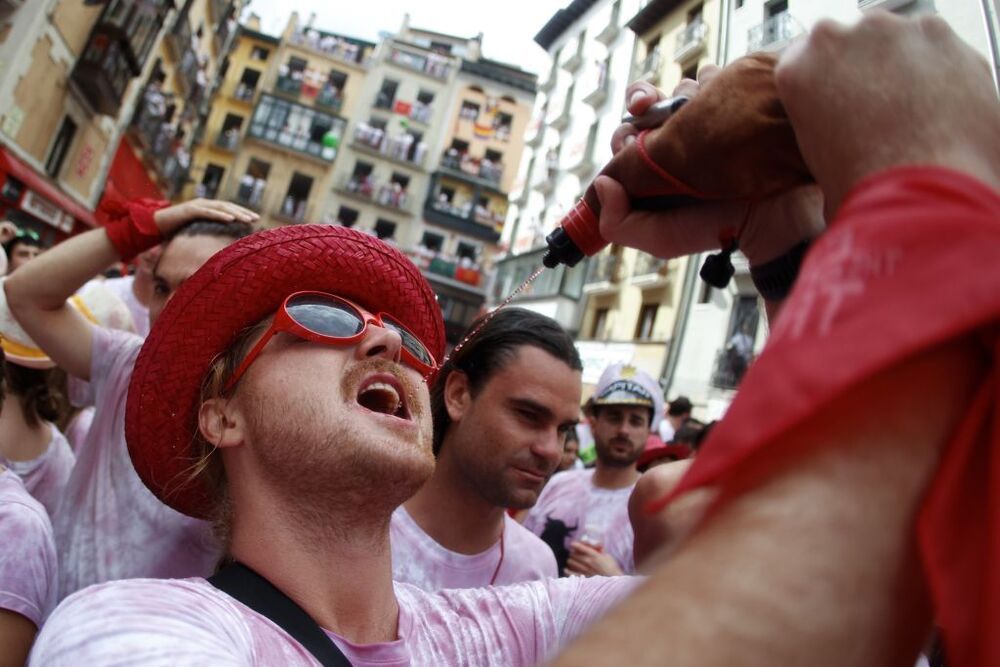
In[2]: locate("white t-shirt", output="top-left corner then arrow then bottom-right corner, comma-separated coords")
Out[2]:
658,419 -> 676,444
523,469 -> 635,575
103,275 -> 149,338
31,574 -> 640,666
390,506 -> 557,590
51,326 -> 219,600
4,423 -> 75,517
0,468 -> 57,627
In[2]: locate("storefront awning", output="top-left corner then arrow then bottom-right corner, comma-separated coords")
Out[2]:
0,147 -> 97,228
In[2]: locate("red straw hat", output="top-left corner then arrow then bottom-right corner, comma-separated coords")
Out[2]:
125,224 -> 445,519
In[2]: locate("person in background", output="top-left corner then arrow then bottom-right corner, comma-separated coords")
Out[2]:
658,396 -> 692,443
394,307 -> 580,590
3,225 -> 44,275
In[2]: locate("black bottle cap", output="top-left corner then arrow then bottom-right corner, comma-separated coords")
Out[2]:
542,227 -> 585,269
699,249 -> 736,288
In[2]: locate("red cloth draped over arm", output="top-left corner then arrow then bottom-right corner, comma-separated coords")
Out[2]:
654,166 -> 1000,667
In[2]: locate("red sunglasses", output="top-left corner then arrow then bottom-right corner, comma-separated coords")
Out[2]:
225,291 -> 438,392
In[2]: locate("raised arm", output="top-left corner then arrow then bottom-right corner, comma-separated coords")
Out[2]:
5,199 -> 256,380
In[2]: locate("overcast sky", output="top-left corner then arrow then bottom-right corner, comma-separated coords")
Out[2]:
245,0 -> 571,77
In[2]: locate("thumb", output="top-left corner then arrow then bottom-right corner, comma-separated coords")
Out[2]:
594,176 -> 631,237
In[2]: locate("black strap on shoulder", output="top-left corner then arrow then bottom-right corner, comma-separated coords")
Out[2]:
208,561 -> 352,667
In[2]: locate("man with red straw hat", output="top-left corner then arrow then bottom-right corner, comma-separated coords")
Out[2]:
31,224 -> 642,665
6,198 -> 256,599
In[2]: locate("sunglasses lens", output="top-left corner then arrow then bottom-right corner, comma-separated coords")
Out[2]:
286,294 -> 363,337
381,315 -> 434,367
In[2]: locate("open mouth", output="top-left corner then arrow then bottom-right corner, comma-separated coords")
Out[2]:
356,373 -> 411,421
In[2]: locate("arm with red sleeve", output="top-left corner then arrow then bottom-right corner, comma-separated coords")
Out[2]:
553,166 -> 1000,667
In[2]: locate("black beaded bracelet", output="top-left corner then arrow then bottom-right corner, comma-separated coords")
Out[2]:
749,239 -> 813,302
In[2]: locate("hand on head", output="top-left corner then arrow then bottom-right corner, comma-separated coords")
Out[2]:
598,68 -> 824,268
153,199 -> 258,236
775,11 -> 1000,217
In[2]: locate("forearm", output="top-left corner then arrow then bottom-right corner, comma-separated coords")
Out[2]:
6,227 -> 119,312
554,340 -> 983,666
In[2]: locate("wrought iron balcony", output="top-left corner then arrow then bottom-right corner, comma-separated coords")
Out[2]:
165,15 -> 192,61
335,176 -> 412,214
747,12 -> 800,52
585,253 -> 622,285
315,87 -> 344,113
439,152 -> 504,187
635,48 -> 661,84
215,130 -> 240,151
674,19 -> 707,62
423,200 -> 504,243
582,71 -> 610,108
233,83 -> 256,102
595,6 -> 621,46
632,254 -> 670,281
388,42 -> 453,80
562,45 -> 585,73
275,74 -> 303,98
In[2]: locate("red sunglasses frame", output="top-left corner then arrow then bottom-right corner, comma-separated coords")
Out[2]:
224,291 -> 438,392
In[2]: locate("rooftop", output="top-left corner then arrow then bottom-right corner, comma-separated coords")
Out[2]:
460,58 -> 538,94
534,0 -> 600,51
626,0 -> 687,35
239,26 -> 281,45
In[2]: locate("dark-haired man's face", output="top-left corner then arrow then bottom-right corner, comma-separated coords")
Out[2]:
149,235 -> 231,325
7,241 -> 42,274
593,405 -> 650,468
443,345 -> 581,509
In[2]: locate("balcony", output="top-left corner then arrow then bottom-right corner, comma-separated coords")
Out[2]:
711,345 -> 751,390
582,72 -> 610,108
273,196 -> 309,224
550,105 -> 572,132
424,199 -> 504,243
215,130 -> 240,152
176,48 -> 201,98
561,46 -> 584,73
233,82 -> 256,103
439,151 -> 504,190
246,94 -> 343,163
351,122 -> 427,169
388,42 -> 453,80
583,253 -> 622,292
595,9 -> 621,45
72,30 -> 142,115
526,124 -> 545,148
233,178 -> 267,211
674,19 -> 708,63
208,0 -> 229,23
215,15 -> 237,54
290,29 -> 372,69
335,176 -> 412,214
275,73 -> 303,98
315,86 -> 344,113
165,16 -> 192,61
407,247 -> 484,290
129,105 -> 190,197
539,69 -> 557,93
635,48 -> 661,84
747,12 -> 801,52
631,254 -> 671,285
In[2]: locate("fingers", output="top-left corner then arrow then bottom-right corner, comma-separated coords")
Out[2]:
190,200 -> 258,224
613,81 -> 669,154
696,64 -> 722,87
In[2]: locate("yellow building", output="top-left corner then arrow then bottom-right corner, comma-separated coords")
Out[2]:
574,0 -> 723,393
0,0 -> 239,247
186,12 -> 374,228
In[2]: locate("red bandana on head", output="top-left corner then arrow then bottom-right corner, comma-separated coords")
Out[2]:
654,166 -> 1000,667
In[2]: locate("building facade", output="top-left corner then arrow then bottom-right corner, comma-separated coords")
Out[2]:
0,0 -> 240,246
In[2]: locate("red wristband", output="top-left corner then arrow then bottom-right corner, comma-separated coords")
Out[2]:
103,198 -> 169,263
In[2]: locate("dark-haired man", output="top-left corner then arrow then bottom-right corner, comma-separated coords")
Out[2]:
525,362 -> 662,577
658,395 -> 692,443
3,226 -> 44,275
392,307 -> 581,590
6,198 -> 257,598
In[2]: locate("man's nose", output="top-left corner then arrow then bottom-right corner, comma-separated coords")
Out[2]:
355,320 -> 403,363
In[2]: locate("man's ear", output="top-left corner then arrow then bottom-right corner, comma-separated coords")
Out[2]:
198,397 -> 245,449
443,370 -> 471,423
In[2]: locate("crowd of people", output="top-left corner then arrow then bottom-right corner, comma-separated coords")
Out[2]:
0,12 -> 997,666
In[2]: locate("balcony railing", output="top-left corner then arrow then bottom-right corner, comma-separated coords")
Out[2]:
388,43 -> 453,80
215,16 -> 237,54
290,29 -> 371,68
636,48 -> 662,83
273,196 -> 309,224
165,16 -> 192,61
234,82 -> 256,102
275,73 -> 304,97
215,130 -> 240,151
711,344 -> 752,390
315,86 -> 344,113
336,175 -> 412,213
72,31 -> 140,114
439,151 -> 503,187
233,178 -> 267,211
208,0 -> 229,23
595,4 -> 621,45
747,12 -> 800,52
674,19 -> 707,62
586,253 -> 621,284
247,95 -> 342,163
582,67 -> 611,108
408,247 -> 484,288
424,200 -> 504,243
562,44 -> 585,73
539,68 -> 557,92
176,48 -> 201,97
632,254 -> 669,278
351,122 -> 427,167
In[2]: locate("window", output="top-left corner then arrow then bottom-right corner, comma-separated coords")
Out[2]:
390,172 -> 410,189
460,100 -> 480,120
287,56 -> 307,72
327,69 -> 348,91
199,164 -> 225,198
236,158 -> 271,208
736,0 -> 744,6
450,139 -> 470,154
634,303 -> 658,340
687,3 -> 703,22
682,63 -> 698,81
375,79 -> 399,110
251,46 -> 270,61
336,206 -> 359,227
417,89 -> 435,105
438,186 -> 456,203
237,68 -> 261,99
456,241 -> 478,261
280,172 -> 313,221
420,231 -> 444,251
247,94 -> 346,162
374,219 -> 396,240
218,113 -> 244,149
351,161 -> 373,179
430,41 -> 453,54
45,117 -> 77,178
590,307 -> 609,339
766,0 -> 788,17
485,149 -> 503,163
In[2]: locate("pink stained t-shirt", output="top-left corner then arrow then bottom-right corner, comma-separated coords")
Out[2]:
0,468 -> 57,627
4,424 -> 76,517
31,574 -> 641,666
390,506 -> 557,590
523,469 -> 636,575
50,325 -> 220,600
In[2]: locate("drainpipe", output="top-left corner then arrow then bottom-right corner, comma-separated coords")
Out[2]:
659,252 -> 701,396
